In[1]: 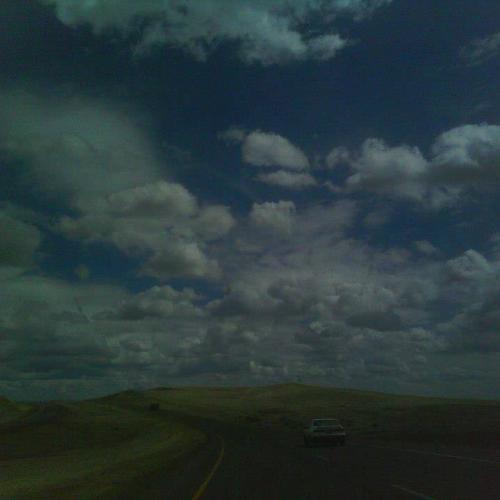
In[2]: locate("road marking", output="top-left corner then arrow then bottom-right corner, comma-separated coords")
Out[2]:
192,436 -> 225,500
392,484 -> 436,499
369,445 -> 500,466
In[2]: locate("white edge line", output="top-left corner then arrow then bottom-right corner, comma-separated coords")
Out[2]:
369,445 -> 500,466
392,484 -> 436,500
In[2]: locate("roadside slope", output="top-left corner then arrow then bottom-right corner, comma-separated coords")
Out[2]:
0,394 -> 205,499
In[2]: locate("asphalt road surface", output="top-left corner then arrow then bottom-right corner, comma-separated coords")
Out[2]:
121,413 -> 500,500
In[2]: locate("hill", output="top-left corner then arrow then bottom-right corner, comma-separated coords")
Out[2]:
0,395 -> 26,424
0,394 -> 204,498
1,384 -> 498,497
145,383 -> 500,447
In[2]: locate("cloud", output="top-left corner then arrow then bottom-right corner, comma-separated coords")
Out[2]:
0,90 -> 160,210
58,182 -> 234,280
114,285 -> 202,321
340,123 -> 500,206
108,181 -> 198,218
0,212 -> 41,268
193,205 -> 236,241
242,131 -> 309,170
414,240 -> 439,256
346,310 -> 402,332
438,287 -> 500,353
362,208 -> 390,228
491,233 -> 500,261
445,250 -> 492,282
345,138 -> 428,200
325,146 -> 351,169
142,240 -> 221,280
460,31 -> 500,66
249,200 -> 296,236
0,274 -> 128,318
3,203 -> 500,397
59,211 -> 225,280
40,0 -> 392,65
306,34 -> 348,61
218,127 -> 247,144
256,170 -> 317,189
0,91 -> 234,281
0,273 -> 208,398
430,124 -> 500,185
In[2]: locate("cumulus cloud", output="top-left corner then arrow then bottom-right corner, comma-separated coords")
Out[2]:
59,213 -> 224,280
430,124 -> 500,185
3,202 -> 500,397
340,123 -> 500,206
0,273 -> 209,398
438,287 -> 500,353
414,240 -> 439,256
249,200 -> 296,236
193,205 -> 236,241
115,285 -> 202,320
256,170 -> 317,189
142,240 -> 221,280
325,146 -> 351,169
345,138 -> 428,200
108,181 -> 198,218
445,249 -> 492,282
58,180 -> 234,280
40,0 -> 392,65
0,91 -> 234,282
242,131 -> 309,170
460,31 -> 500,66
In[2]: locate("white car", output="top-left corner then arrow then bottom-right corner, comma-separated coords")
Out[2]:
303,418 -> 346,447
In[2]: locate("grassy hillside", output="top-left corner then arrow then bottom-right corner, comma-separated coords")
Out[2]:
0,394 -> 205,499
0,395 -> 29,424
147,383 -> 500,447
1,384 -> 498,497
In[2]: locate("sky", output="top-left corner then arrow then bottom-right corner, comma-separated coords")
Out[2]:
1,0 -> 499,401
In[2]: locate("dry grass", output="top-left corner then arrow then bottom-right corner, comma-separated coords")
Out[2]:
1,383 -> 498,498
0,395 -> 204,499
147,383 -> 500,446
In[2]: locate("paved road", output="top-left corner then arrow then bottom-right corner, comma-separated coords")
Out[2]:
122,413 -> 500,500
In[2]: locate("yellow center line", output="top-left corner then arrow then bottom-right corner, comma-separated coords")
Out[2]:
192,436 -> 225,500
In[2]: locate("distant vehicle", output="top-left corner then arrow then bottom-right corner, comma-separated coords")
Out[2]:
303,418 -> 346,447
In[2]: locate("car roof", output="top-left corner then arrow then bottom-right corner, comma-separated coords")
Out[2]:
311,418 -> 339,423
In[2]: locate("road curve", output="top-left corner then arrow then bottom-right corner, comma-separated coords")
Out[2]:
122,412 -> 500,499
